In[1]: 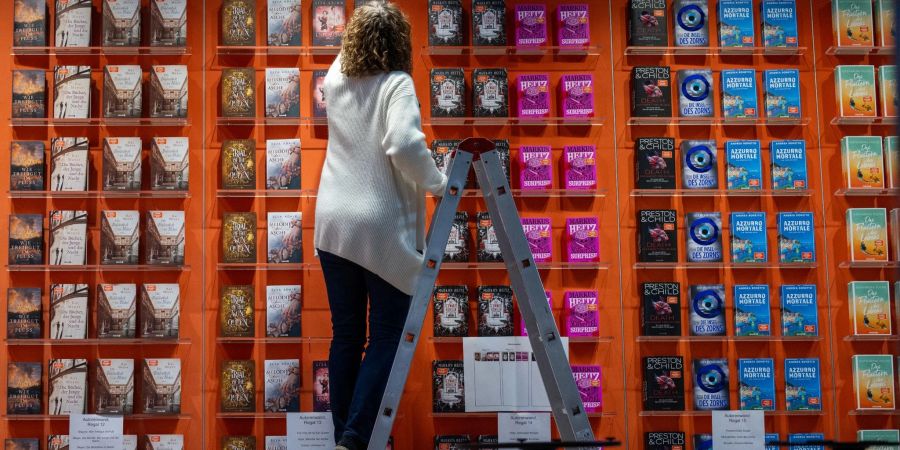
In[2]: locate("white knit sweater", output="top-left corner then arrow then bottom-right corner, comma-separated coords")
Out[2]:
314,56 -> 448,295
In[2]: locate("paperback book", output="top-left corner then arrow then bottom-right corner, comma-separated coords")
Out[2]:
97,283 -> 137,339
53,66 -> 91,119
102,0 -> 140,46
94,358 -> 134,414
565,217 -> 599,263
444,211 -> 470,263
432,360 -> 465,412
718,0 -> 754,47
771,140 -> 808,190
571,365 -> 601,412
557,4 -> 590,49
731,211 -> 768,263
781,284 -> 818,336
12,69 -> 46,119
149,65 -> 188,118
267,212 -> 302,264
223,212 -> 257,263
267,0 -> 302,46
694,435 -> 713,450
628,0 -> 668,47
642,356 -> 685,411
645,433 -> 685,450
145,210 -> 185,265
858,430 -> 900,450
689,284 -> 726,336
559,74 -> 594,119
472,68 -> 508,117
6,440 -> 40,450
428,0 -> 463,46
222,139 -> 256,190
50,137 -> 89,191
222,0 -> 256,46
430,68 -> 466,118
150,0 -> 188,47
893,209 -> 900,261
631,66 -> 672,117
266,285 -> 301,338
312,70 -> 328,117
265,436 -> 287,450
721,69 -> 758,119
673,0 -> 709,47
848,281 -> 891,335
515,4 -> 547,47
880,65 -> 896,117
835,65 -> 877,118
10,141 -> 45,192
846,208 -> 888,262
641,282 -> 681,336
431,139 -> 461,177
738,358 -> 776,410
435,436 -> 470,449
635,138 -> 675,189
265,68 -> 300,118
476,212 -> 503,262
9,214 -> 43,265
852,354 -> 894,409
140,283 -> 180,338
433,285 -> 469,337
875,0 -> 896,47
151,137 -> 189,191
681,140 -> 718,189
312,360 -> 330,412
693,358 -> 730,411
832,0 -> 875,48
263,359 -> 300,412
48,435 -> 69,450
473,0 -> 506,46
517,74 -> 550,119
734,284 -> 771,336
726,140 -> 762,190
519,145 -> 552,189
102,137 -> 142,191
477,285 -> 513,336
637,209 -> 677,262
563,144 -> 597,189
13,0 -> 46,47
142,358 -> 182,414
764,69 -> 801,119
220,285 -> 254,337
841,136 -> 885,189
7,287 -> 41,339
49,284 -> 88,339
222,437 -> 256,450
311,0 -> 345,46
565,290 -> 599,337
761,0 -> 799,48
103,65 -> 142,118
685,212 -> 722,263
49,210 -> 87,265
221,360 -> 255,412
766,434 -> 781,450
784,358 -> 822,411
777,212 -> 816,263
141,435 -> 183,450
221,68 -> 255,118
100,210 -> 140,265
7,362 -> 41,414
677,69 -> 713,117
265,139 -> 300,191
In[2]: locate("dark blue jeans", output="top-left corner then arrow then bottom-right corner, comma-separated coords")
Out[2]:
318,249 -> 411,447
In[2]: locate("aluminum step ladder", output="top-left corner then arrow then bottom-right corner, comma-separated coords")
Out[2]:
368,138 -> 596,450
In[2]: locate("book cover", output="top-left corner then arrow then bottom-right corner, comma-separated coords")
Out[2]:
142,358 -> 181,414
731,212 -> 768,264
13,0 -> 46,47
264,68 -> 300,118
841,136 -> 885,188
693,358 -> 730,411
103,65 -> 142,118
631,66 -> 672,117
53,66 -> 91,119
223,212 -> 256,263
221,0 -> 256,46
220,285 -> 254,337
312,360 -> 330,412
558,4 -> 590,48
222,139 -> 256,190
94,358 -> 134,414
7,362 -> 42,414
738,358 -> 776,410
472,68 -> 508,118
563,144 -> 596,189
771,140 -> 808,190
777,212 -> 816,263
785,358 -> 822,411
222,437 -> 256,450
565,217 -> 599,263
761,0 -> 799,48
141,435 -> 183,450
145,211 -> 185,265
849,281 -> 891,335
473,0 -> 505,46
476,436 -> 496,445
764,69 -> 801,118
515,4 -> 547,47
139,283 -> 180,339
268,0 -> 301,46
642,356 -> 685,411
645,433 -> 685,450
685,212 -> 722,263
689,284 -> 726,336
852,354 -> 895,409
102,0 -> 140,46
466,139 -> 510,189
674,0 -> 709,47
681,140 -> 718,189
150,137 -> 189,191
220,360 -> 255,412
637,209 -> 677,262
635,138 -> 675,189
5,440 -> 40,450
880,65 -> 897,118
721,69 -> 758,119
7,288 -> 41,339
149,65 -> 188,118
694,435 -> 712,450
431,139 -> 460,177
428,0 -> 463,46
150,0 -> 187,47
893,208 -> 900,261
432,360 -> 465,412
833,0 -> 875,47
265,285 -> 301,338
846,208 -> 888,262
477,285 -> 513,336
433,285 -> 469,337
559,74 -> 594,118
266,212 -> 301,264
12,69 -> 46,119
311,0 -> 345,46
766,434 -> 780,450
435,436 -> 470,448
49,284 -> 88,339
517,74 -> 550,119
97,283 -> 137,339
263,359 -> 300,412
835,65 -> 877,117
641,282 -> 681,336
875,0 -> 896,47
521,217 -> 551,262
734,284 -> 771,336
781,284 -> 818,336
430,68 -> 466,118
102,137 -> 142,191
9,214 -> 43,265
858,430 -> 900,449
265,437 -> 287,450
444,212 -> 470,263
48,435 -> 69,450
266,139 -> 300,190
100,210 -> 140,265
10,141 -> 45,192
476,212 -> 503,262
49,210 -> 87,265
565,290 -> 599,337
677,69 -> 713,117
628,0 -> 668,47
124,435 -> 137,450
718,0 -> 755,47
50,137 -> 89,191
726,140 -> 762,190
221,68 -> 256,118
519,145 -> 552,189
571,365 -> 601,412
312,70 -> 328,117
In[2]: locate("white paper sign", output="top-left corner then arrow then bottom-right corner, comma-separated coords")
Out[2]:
498,412 -> 551,445
287,412 -> 334,450
69,414 -> 124,450
712,410 -> 765,450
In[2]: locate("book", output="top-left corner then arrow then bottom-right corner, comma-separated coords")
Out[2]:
761,0 -> 799,48
432,360 -> 465,412
100,210 -> 140,265
150,137 -> 189,191
223,212 -> 257,263
738,358 -> 776,410
473,0 -> 506,46
476,436 -> 496,445
102,0 -> 140,46
880,65 -> 897,118
681,140 -> 718,189
266,139 -> 301,190
635,138 -> 675,189
149,65 -> 188,118
476,212 -> 503,262
12,70 -> 45,119
222,139 -> 256,189
726,140 -> 762,190
645,433 -> 685,450
849,281 -> 892,335
221,0 -> 256,45
631,66 -> 672,117
124,435 -> 137,450
221,360 -> 255,412
677,69 -> 713,117
875,0 -> 896,47
571,365 -> 601,412
264,68 -> 300,118
557,4 -> 590,49
734,284 -> 771,336
268,0 -> 301,46
515,4 -> 547,47
517,74 -> 550,119
641,282 -> 681,336
48,435 -> 69,450
53,66 -> 91,119
472,68 -> 508,118
565,290 -> 599,337
94,358 -> 134,414
842,136 -> 885,189
264,359 -> 299,412
781,284 -> 818,336
142,358 -> 181,414
673,0 -> 709,47
893,208 -> 900,261
565,217 -> 599,263
150,0 -> 188,47
685,212 -> 722,263
835,65 -> 877,117
431,139 -> 460,177
764,69 -> 801,119
477,285 -> 513,336
777,212 -> 816,263
628,0 -> 668,47
559,74 -> 594,119
141,435 -> 183,450
102,137 -> 142,191
718,0 -> 755,47
766,434 -> 780,450
637,209 -> 677,262
429,0 -> 463,45
312,360 -> 330,412
433,285 -> 469,337
221,68 -> 256,118
312,70 -> 328,117
858,430 -> 900,450
435,436 -> 470,449
49,284 -> 88,339
846,208 -> 888,262
784,358 -> 822,411
852,354 -> 895,409
311,0 -> 345,46
642,356 -> 685,411
96,283 -> 137,339
265,437 -> 287,450
9,214 -> 43,265
833,0 -> 875,48
563,144 -> 597,189
7,362 -> 42,414
693,358 -> 729,410
140,284 -> 180,338
731,211 -> 768,263
430,68 -> 466,118
103,65 -> 142,118
7,288 -> 41,339
721,69 -> 758,119
49,210 -> 87,265
444,212 -> 470,263
265,285 -> 301,338
466,139 -> 510,189
10,141 -> 45,192
694,435 -> 713,450
267,212 -> 302,263
771,140 -> 808,190
220,285 -> 254,337
50,137 -> 89,191
13,0 -> 46,47
519,145 -> 552,189
222,437 -> 256,450
5,440 -> 39,450
689,284 -> 726,336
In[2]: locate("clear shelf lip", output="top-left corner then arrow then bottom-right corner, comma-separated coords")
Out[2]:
9,190 -> 190,199
425,117 -> 605,127
428,412 -> 613,418
217,189 -> 314,198
440,262 -> 609,271
639,410 -> 823,417
844,335 -> 900,342
849,409 -> 900,416
11,46 -> 191,56
627,117 -> 809,126
4,338 -> 189,346
826,45 -> 896,56
429,336 -> 614,344
2,414 -> 192,421
636,336 -> 821,343
215,117 -> 327,126
834,188 -> 900,197
6,264 -> 189,272
216,45 -> 340,56
831,116 -> 898,126
216,337 -> 331,344
624,46 -> 806,56
839,261 -> 899,269
423,45 -> 600,57
634,262 -> 816,270
217,263 -> 313,271
10,118 -> 189,127
631,189 -> 811,198
428,189 -> 607,198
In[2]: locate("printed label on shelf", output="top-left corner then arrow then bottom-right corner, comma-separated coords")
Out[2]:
286,412 -> 334,450
69,414 -> 124,450
498,412 -> 551,444
711,410 -> 764,450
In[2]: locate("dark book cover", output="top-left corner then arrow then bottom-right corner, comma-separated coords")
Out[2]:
434,435 -> 470,449
312,70 -> 328,118
221,0 -> 256,46
642,356 -> 685,411
220,285 -> 254,337
222,212 -> 257,263
12,70 -> 46,119
222,139 -> 256,190
429,0 -> 464,45
7,362 -> 42,414
641,282 -> 681,336
311,0 -> 346,47
312,360 -> 330,412
477,285 -> 513,336
476,212 -> 503,262
631,66 -> 672,118
431,139 -> 461,176
628,0 -> 668,47
222,436 -> 256,450
432,360 -> 465,412
466,139 -> 509,189
472,68 -> 508,117
444,212 -> 470,262
221,68 -> 256,118
635,138 -> 676,189
5,439 -> 40,450
431,68 -> 466,118
220,360 -> 255,412
433,285 -> 469,337
13,0 -> 46,47
9,214 -> 44,265
473,0 -> 506,45
10,141 -> 45,191
7,288 -> 42,339
637,209 -> 677,263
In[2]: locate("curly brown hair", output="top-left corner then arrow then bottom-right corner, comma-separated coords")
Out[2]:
340,2 -> 412,77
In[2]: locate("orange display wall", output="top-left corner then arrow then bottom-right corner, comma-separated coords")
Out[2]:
1,1 -> 897,449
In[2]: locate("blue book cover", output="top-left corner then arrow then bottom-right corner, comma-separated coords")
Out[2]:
718,0 -> 755,47
781,284 -> 818,336
734,284 -> 771,336
693,358 -> 730,411
693,434 -> 713,450
731,212 -> 768,263
777,212 -> 815,263
726,140 -> 762,189
721,69 -> 758,118
689,284 -> 726,336
761,0 -> 799,48
770,140 -> 808,190
784,358 -> 822,411
789,433 -> 825,450
738,358 -> 776,410
765,434 -> 780,450
764,69 -> 801,119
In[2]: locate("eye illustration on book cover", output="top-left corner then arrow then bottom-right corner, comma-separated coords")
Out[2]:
222,0 -> 256,46
682,140 -> 718,189
693,358 -> 730,411
674,0 -> 709,47
686,212 -> 722,263
220,360 -> 255,412
677,69 -> 713,117
689,284 -> 726,336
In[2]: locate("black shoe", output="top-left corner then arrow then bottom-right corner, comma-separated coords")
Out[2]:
337,436 -> 364,450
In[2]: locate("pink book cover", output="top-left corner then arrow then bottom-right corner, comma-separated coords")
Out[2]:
519,145 -> 553,189
520,290 -> 552,336
565,290 -> 599,337
517,74 -> 551,119
521,217 -> 552,262
564,145 -> 597,189
557,4 -> 590,48
560,74 -> 594,118
515,4 -> 548,47
571,364 -> 602,412
566,217 -> 599,262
